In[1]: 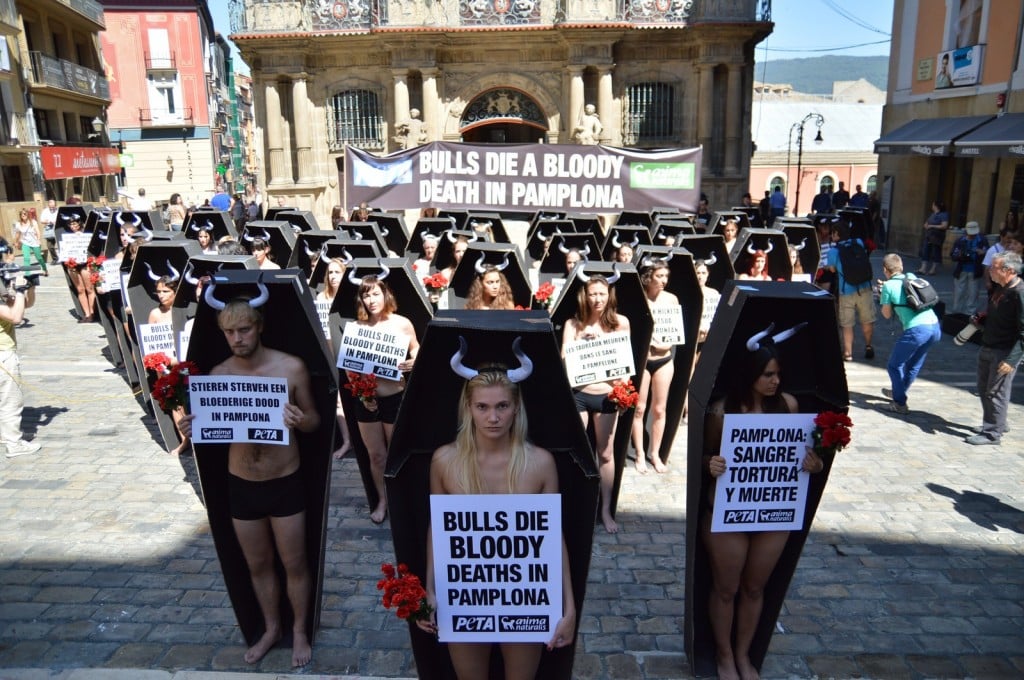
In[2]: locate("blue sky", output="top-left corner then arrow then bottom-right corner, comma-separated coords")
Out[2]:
208,0 -> 896,76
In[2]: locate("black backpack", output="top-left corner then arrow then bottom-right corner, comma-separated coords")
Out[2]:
900,274 -> 940,312
837,239 -> 872,286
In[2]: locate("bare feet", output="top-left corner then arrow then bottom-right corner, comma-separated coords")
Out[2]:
244,627 -> 282,664
169,439 -> 191,456
717,657 -> 741,680
332,441 -> 352,460
650,456 -> 667,474
633,456 -> 648,474
736,656 -> 760,680
292,630 -> 312,667
370,502 -> 388,524
601,512 -> 618,534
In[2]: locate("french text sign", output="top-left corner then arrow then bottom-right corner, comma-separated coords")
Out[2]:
58,232 -> 91,263
562,330 -> 635,387
711,413 -> 814,532
101,259 -> 122,291
651,303 -> 685,345
188,376 -> 290,445
336,322 -> 406,381
431,494 -> 562,643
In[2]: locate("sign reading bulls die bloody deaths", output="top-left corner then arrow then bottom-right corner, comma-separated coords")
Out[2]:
430,494 -> 562,643
336,322 -> 407,381
711,413 -> 815,533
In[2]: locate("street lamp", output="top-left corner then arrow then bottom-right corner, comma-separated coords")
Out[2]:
785,113 -> 824,217
88,116 -> 105,141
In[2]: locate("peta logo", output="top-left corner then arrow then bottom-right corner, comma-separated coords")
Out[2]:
723,509 -> 756,524
374,366 -> 400,380
248,428 -> 284,441
452,615 -> 495,632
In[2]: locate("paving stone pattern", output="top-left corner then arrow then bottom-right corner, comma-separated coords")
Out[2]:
1,256 -> 1022,679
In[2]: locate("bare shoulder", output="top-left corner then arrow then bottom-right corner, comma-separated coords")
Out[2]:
431,442 -> 458,492
616,313 -> 630,331
523,443 -> 558,493
708,398 -> 726,417
782,392 -> 799,413
663,291 -> 681,305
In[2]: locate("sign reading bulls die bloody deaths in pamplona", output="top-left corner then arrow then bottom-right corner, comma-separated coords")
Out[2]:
346,142 -> 701,212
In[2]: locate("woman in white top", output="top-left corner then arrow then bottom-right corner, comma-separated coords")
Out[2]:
13,208 -> 47,276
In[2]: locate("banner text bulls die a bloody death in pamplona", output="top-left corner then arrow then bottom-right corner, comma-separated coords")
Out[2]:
345,142 -> 701,213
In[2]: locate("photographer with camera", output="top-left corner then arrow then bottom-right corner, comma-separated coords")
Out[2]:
0,270 -> 40,458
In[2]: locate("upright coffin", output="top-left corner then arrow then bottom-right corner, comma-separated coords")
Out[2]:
187,268 -> 337,647
386,311 -> 599,680
685,280 -> 848,677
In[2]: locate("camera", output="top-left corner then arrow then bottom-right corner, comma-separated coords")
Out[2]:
0,263 -> 41,297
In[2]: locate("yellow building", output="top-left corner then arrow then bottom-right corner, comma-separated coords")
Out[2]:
228,0 -> 773,225
877,0 -> 1024,250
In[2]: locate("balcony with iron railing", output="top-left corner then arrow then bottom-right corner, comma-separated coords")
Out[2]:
145,51 -> 177,72
48,0 -> 105,29
29,52 -> 110,101
0,112 -> 36,147
139,107 -> 195,127
229,0 -> 769,33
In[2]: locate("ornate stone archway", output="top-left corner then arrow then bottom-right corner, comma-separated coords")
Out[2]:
444,73 -> 561,140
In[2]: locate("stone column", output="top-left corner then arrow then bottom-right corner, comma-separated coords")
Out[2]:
697,64 -> 714,160
567,65 -> 584,135
292,76 -> 314,183
725,63 -> 742,175
597,64 -> 615,145
421,67 -> 440,143
393,70 -> 410,127
265,79 -> 287,187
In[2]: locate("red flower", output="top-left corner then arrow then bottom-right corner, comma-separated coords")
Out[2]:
143,352 -> 175,374
146,357 -> 200,413
422,272 -> 449,292
534,281 -> 555,304
344,372 -> 378,402
377,562 -> 433,623
65,257 -> 78,268
812,410 -> 853,455
608,379 -> 639,410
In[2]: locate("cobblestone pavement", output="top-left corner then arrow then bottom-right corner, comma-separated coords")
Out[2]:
1,255 -> 1022,679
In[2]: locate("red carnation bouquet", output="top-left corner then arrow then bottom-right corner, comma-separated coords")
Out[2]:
534,281 -> 556,309
608,379 -> 639,410
811,410 -> 853,456
422,272 -> 449,293
144,352 -> 199,413
345,372 -> 378,404
377,563 -> 433,623
65,257 -> 79,268
87,255 -> 106,286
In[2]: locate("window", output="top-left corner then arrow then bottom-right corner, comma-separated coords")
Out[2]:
956,0 -> 982,48
769,175 -> 786,194
326,89 -> 383,150
624,82 -> 674,146
866,175 -> 878,194
34,109 -> 51,139
818,176 -> 835,193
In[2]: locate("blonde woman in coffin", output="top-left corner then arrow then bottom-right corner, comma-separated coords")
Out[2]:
417,339 -> 576,679
350,267 -> 419,523
632,257 -> 678,474
562,269 -> 630,533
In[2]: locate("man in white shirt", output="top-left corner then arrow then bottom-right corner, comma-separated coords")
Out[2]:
130,188 -> 153,212
39,199 -> 60,264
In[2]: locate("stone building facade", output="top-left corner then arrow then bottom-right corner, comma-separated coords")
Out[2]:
229,0 -> 772,225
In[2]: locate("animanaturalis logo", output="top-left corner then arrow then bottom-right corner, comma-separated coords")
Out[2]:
629,162 -> 696,190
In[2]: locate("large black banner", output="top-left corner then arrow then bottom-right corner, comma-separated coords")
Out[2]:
345,142 -> 702,213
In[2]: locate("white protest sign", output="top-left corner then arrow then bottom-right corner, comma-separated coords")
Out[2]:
178,318 -> 193,363
651,303 -> 685,345
711,413 -> 814,533
101,259 -> 122,291
188,375 -> 290,445
700,289 -> 721,332
139,323 -> 177,360
315,300 -> 331,338
336,322 -> 406,381
58,232 -> 91,263
562,330 -> 635,387
431,494 -> 562,643
120,271 -> 131,309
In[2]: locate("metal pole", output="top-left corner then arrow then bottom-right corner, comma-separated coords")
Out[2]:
795,122 -> 805,217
